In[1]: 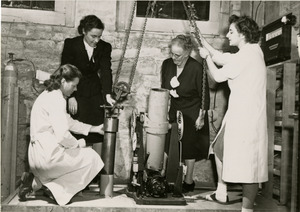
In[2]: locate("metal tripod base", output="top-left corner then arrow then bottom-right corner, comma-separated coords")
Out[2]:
100,175 -> 114,197
126,191 -> 187,205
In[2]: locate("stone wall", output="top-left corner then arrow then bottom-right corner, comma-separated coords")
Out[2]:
1,0 -> 242,185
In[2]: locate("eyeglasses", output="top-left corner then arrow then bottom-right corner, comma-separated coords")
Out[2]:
171,52 -> 182,59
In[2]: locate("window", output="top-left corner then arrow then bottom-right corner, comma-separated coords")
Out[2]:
1,0 -> 75,27
1,1 -> 55,11
136,1 -> 210,21
117,0 -> 220,35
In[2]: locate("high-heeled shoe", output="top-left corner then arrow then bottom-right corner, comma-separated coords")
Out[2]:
18,172 -> 34,201
182,181 -> 195,193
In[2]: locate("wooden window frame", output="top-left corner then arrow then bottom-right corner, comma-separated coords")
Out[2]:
1,0 -> 76,27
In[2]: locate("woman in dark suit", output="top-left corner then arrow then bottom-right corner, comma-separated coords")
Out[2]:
61,15 -> 115,144
161,35 -> 210,193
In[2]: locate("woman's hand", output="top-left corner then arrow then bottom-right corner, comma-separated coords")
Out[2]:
106,94 -> 116,106
195,109 -> 206,130
68,97 -> 78,115
90,124 -> 104,135
198,47 -> 210,60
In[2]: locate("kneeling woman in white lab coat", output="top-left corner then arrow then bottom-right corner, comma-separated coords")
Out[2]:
19,64 -> 104,205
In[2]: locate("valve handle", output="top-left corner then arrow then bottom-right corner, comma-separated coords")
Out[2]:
113,81 -> 130,101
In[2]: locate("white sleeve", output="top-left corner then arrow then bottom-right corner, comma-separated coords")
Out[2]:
67,114 -> 92,135
213,51 -> 248,81
47,95 -> 79,149
212,51 -> 233,66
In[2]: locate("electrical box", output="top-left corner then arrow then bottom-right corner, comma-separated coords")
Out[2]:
261,14 -> 292,66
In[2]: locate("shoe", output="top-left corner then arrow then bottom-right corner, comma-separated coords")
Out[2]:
42,186 -> 55,201
18,172 -> 34,201
204,192 -> 229,205
182,181 -> 195,193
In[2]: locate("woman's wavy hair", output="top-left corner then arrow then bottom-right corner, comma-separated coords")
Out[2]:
170,34 -> 194,52
78,15 -> 105,35
44,64 -> 82,91
229,15 -> 261,43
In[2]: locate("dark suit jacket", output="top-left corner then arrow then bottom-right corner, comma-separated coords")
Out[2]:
61,36 -> 112,98
60,36 -> 113,143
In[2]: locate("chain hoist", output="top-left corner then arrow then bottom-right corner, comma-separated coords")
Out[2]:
182,1 -> 207,112
113,0 -> 157,102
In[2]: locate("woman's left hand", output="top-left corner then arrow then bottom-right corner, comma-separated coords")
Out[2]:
195,109 -> 206,130
106,94 -> 116,106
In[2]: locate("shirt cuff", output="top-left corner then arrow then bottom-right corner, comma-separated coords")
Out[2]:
78,139 -> 86,148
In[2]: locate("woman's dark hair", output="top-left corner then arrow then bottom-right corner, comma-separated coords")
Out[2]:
78,15 -> 105,35
171,34 -> 194,52
44,64 -> 82,91
229,14 -> 261,43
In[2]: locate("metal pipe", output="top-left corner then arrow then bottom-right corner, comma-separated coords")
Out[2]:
100,108 -> 120,197
145,88 -> 169,171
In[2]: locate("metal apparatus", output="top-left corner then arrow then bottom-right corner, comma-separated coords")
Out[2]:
100,104 -> 123,197
98,0 -> 157,197
127,88 -> 186,205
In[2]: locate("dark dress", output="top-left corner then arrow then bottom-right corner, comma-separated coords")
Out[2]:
61,36 -> 113,144
161,57 -> 210,160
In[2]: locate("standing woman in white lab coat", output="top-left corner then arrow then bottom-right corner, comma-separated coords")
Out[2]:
198,15 -> 268,212
18,64 -> 104,205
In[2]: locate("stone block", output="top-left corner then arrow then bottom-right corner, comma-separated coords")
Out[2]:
52,32 -> 67,42
231,1 -> 241,13
1,23 -> 11,36
135,57 -> 159,76
25,40 -> 56,52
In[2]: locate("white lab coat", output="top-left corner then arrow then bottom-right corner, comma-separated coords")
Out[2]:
210,43 -> 268,183
29,89 -> 103,205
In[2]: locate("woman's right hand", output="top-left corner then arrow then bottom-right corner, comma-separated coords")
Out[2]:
68,97 -> 78,115
199,47 -> 210,60
90,124 -> 104,135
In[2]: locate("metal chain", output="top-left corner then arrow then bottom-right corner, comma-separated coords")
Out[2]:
128,0 -> 156,89
114,0 -> 157,91
182,1 -> 207,111
113,0 -> 137,87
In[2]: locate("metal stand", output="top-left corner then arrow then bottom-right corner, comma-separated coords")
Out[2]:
100,105 -> 123,197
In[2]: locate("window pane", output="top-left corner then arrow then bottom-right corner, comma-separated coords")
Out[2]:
136,1 -> 210,21
1,0 -> 55,11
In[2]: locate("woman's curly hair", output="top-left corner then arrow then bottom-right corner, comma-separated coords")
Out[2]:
229,15 -> 261,43
77,15 -> 104,35
44,64 -> 82,91
171,34 -> 194,52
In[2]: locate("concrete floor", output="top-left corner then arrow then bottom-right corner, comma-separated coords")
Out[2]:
1,185 -> 288,212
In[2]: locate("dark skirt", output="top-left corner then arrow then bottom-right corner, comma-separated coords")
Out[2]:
166,107 -> 210,161
181,111 -> 210,161
70,93 -> 104,144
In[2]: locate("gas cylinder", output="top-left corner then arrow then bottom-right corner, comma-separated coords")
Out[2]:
1,53 -> 18,200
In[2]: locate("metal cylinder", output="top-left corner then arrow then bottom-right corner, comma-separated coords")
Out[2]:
145,88 -> 169,171
100,113 -> 119,197
1,53 -> 18,200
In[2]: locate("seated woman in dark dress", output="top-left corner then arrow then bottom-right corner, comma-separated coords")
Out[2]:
61,15 -> 115,145
161,35 -> 210,192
